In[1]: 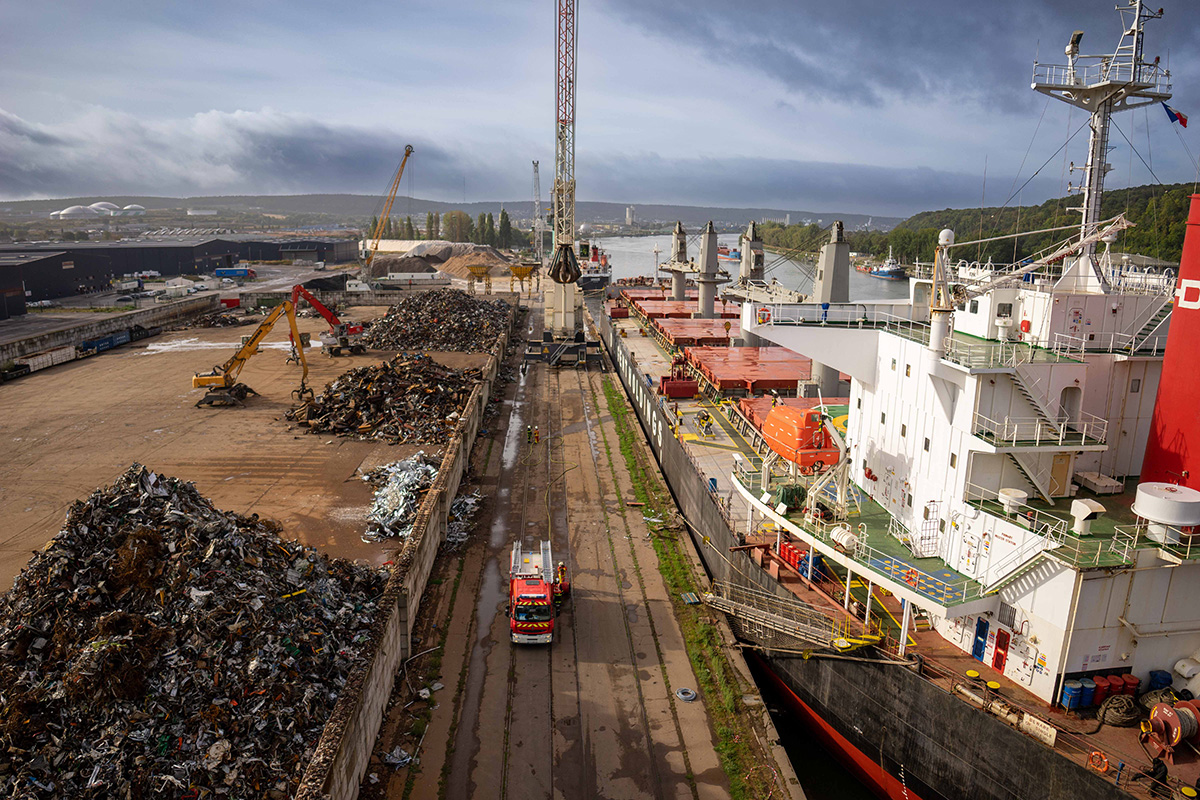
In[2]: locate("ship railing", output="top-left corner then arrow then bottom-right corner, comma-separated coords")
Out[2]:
1113,522 -> 1200,563
942,338 -> 1031,369
1050,333 -> 1086,358
879,312 -> 932,345
793,512 -> 985,606
758,301 -> 887,329
1032,60 -> 1171,95
1070,330 -> 1168,356
971,412 -> 1106,447
963,482 -> 1070,540
1108,268 -> 1176,297
705,580 -> 848,648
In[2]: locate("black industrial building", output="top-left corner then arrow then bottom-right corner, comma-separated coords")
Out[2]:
0,256 -> 32,320
0,240 -> 240,300
224,237 -> 357,264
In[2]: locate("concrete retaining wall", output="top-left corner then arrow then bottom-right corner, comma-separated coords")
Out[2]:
0,295 -> 219,364
296,311 -> 513,800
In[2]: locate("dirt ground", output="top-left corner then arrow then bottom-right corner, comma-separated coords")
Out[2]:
0,305 -> 486,589
361,301 -> 739,800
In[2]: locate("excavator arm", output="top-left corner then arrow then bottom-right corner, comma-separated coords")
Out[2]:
192,300 -> 313,406
292,284 -> 341,327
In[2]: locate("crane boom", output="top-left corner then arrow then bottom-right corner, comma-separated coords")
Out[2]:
547,0 -> 581,284
290,284 -> 366,356
366,145 -> 415,270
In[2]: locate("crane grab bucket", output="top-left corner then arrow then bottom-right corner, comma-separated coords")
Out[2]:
548,242 -> 581,284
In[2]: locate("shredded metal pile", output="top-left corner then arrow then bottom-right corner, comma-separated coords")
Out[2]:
361,453 -> 439,541
0,465 -> 386,798
361,289 -> 510,353
445,491 -> 483,547
288,354 -> 479,444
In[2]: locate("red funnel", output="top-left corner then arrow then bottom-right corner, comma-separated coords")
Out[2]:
1140,194 -> 1200,488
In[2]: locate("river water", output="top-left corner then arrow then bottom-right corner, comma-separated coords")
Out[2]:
597,231 -> 892,799
595,233 -> 911,303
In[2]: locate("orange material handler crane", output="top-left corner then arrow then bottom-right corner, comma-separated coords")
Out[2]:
290,284 -> 366,356
365,145 -> 415,272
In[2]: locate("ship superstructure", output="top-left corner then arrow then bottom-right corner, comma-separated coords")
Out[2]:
592,4 -> 1200,799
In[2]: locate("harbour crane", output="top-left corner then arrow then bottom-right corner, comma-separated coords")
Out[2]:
532,160 -> 545,266
192,301 -> 314,407
547,0 -> 581,288
365,145 -> 415,271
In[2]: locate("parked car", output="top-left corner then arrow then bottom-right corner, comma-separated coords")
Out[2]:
115,295 -> 134,303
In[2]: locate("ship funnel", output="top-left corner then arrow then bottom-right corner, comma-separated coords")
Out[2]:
1140,194 -> 1200,490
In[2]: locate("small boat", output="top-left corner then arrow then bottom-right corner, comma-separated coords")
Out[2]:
860,246 -> 906,280
717,244 -> 741,262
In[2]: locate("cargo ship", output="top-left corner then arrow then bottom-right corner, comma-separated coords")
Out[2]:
592,5 -> 1200,799
577,240 -> 612,291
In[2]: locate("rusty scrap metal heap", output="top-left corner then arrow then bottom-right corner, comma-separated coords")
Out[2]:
0,465 -> 386,798
194,310 -> 253,328
289,354 -> 479,444
361,289 -> 510,353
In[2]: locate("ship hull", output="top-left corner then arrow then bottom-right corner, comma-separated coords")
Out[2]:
591,297 -> 1134,800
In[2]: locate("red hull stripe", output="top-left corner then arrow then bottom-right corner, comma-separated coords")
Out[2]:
750,653 -> 929,800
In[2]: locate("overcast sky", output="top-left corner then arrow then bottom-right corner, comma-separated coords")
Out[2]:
1,0 -> 1198,217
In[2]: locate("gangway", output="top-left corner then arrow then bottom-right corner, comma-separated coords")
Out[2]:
704,582 -> 879,653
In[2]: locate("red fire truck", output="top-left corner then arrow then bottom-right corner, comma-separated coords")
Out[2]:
508,541 -> 569,644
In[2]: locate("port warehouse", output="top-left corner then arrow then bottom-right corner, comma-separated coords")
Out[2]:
0,237 -> 357,302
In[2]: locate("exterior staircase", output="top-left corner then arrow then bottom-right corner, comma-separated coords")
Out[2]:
983,551 -> 1049,595
1128,298 -> 1172,352
1007,453 -> 1054,503
1010,368 -> 1064,438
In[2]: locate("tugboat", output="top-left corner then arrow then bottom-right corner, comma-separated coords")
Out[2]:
857,245 -> 907,280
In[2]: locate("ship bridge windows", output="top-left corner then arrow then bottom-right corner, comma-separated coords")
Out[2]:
969,300 -> 979,314
997,303 -> 1013,318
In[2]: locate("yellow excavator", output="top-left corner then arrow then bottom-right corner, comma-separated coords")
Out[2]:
192,300 -> 315,407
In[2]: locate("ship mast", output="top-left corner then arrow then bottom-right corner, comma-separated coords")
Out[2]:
1031,1 -> 1171,289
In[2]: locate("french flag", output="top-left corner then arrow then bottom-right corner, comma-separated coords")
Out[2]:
1164,102 -> 1189,128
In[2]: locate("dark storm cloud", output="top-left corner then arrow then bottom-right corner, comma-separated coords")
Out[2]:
601,0 -> 1198,114
0,108 -> 487,200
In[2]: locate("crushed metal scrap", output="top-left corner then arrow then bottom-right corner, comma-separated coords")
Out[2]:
194,311 -> 254,328
0,465 -> 386,799
361,289 -> 511,353
287,354 -> 479,444
360,453 -> 439,541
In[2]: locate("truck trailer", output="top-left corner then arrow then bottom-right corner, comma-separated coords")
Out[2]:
214,267 -> 257,279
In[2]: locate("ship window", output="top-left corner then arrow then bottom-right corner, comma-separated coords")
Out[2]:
923,505 -> 932,520
939,519 -> 946,533
901,424 -> 907,437
905,364 -> 911,377
998,602 -> 1017,629
950,453 -> 958,468
862,459 -> 867,471
891,358 -> 896,371
1131,378 -> 1141,393
881,412 -> 886,425
907,493 -> 913,507
970,300 -> 979,314
923,437 -> 930,452
997,303 -> 1013,318
857,398 -> 862,409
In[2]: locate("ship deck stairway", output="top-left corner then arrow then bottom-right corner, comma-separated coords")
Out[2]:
1007,453 -> 1054,503
704,581 -> 878,653
1129,298 -> 1172,352
1010,367 -> 1063,435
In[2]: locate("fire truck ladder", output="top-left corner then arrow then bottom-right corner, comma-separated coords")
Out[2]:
512,541 -> 553,578
704,582 -> 878,653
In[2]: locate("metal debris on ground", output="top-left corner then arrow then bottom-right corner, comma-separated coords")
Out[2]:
194,311 -> 253,328
287,354 -> 479,444
361,453 -> 439,541
0,464 -> 386,799
361,289 -> 511,353
381,746 -> 412,769
444,490 -> 483,547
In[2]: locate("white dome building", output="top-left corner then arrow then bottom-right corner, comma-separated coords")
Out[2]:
51,205 -> 101,220
88,202 -> 121,216
121,204 -> 146,216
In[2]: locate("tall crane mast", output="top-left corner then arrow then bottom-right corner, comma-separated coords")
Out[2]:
547,0 -> 580,285
365,145 -> 414,271
532,160 -> 545,266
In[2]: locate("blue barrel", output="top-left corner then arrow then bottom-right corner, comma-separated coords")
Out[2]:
1079,678 -> 1096,707
708,478 -> 718,493
1149,670 -> 1173,690
1061,680 -> 1083,710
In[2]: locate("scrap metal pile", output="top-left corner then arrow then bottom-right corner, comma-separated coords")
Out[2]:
288,354 -> 479,444
361,289 -> 510,353
0,465 -> 386,798
194,311 -> 252,328
361,453 -> 439,541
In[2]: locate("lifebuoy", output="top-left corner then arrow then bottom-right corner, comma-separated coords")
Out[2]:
757,307 -> 772,325
1088,750 -> 1108,773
